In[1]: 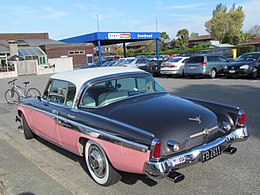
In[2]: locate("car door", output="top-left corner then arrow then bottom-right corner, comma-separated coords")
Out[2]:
33,79 -> 68,143
218,56 -> 230,73
55,82 -> 80,154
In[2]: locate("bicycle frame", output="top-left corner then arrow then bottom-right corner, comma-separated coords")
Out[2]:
12,85 -> 27,98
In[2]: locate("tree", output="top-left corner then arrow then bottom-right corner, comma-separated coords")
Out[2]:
159,32 -> 171,50
247,25 -> 260,38
190,32 -> 199,39
205,3 -> 245,44
175,29 -> 189,48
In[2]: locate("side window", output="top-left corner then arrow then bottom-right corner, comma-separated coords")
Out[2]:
65,83 -> 76,107
117,78 -> 136,90
219,56 -> 228,62
207,56 -> 214,62
44,80 -> 76,106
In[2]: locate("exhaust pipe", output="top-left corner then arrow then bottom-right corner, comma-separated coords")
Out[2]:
223,147 -> 237,155
167,171 -> 185,183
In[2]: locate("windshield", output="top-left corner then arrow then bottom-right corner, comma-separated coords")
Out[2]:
168,58 -> 182,62
80,74 -> 166,107
236,54 -> 259,62
124,59 -> 135,64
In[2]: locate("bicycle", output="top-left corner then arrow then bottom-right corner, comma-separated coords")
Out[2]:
5,78 -> 41,104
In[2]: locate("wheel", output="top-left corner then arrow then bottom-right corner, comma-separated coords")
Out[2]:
5,89 -> 20,104
251,67 -> 258,79
27,88 -> 41,98
181,70 -> 185,78
210,68 -> 217,79
85,140 -> 121,186
21,113 -> 34,139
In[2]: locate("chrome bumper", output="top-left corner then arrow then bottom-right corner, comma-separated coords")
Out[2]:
145,126 -> 249,179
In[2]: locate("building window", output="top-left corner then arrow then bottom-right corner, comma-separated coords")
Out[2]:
68,50 -> 85,55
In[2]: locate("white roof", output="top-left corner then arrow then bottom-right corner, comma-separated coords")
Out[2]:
51,67 -> 144,89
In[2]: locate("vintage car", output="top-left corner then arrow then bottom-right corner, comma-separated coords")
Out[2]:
16,67 -> 249,186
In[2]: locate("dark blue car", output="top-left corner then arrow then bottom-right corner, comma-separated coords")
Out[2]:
223,52 -> 260,79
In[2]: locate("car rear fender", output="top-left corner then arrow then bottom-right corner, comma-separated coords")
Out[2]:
182,96 -> 242,129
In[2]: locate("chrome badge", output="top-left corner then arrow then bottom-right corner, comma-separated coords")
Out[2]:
189,116 -> 201,124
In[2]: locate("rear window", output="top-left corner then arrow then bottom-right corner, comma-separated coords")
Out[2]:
168,58 -> 182,62
187,56 -> 204,63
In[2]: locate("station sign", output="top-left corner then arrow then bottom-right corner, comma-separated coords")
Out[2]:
108,33 -> 131,39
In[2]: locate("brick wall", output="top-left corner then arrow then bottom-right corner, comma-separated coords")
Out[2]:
42,44 -> 94,68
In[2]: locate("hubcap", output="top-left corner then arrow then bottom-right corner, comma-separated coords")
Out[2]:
88,146 -> 106,178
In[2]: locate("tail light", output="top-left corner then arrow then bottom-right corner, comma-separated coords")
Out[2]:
238,111 -> 246,126
200,62 -> 207,66
153,141 -> 161,158
161,65 -> 165,68
169,65 -> 177,68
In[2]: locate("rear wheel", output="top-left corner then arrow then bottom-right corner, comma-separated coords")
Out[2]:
251,67 -> 258,79
85,140 -> 121,186
27,88 -> 41,98
210,68 -> 217,79
5,89 -> 20,104
21,113 -> 34,139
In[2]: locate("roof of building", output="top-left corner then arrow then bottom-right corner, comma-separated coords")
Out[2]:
0,43 -> 9,53
44,42 -> 94,48
127,40 -> 150,47
0,33 -> 49,40
51,67 -> 145,90
240,38 -> 260,45
189,35 -> 212,42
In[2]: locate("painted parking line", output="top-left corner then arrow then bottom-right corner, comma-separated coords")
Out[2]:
251,80 -> 259,83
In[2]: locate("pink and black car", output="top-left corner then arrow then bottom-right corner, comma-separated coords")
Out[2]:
16,67 -> 248,186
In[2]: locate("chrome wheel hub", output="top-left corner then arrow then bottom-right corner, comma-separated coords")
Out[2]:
89,146 -> 106,178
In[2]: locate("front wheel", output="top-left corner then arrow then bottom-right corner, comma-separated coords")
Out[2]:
5,89 -> 20,104
85,140 -> 121,186
251,67 -> 258,79
27,88 -> 41,98
21,113 -> 34,139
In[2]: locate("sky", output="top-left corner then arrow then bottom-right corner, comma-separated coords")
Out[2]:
0,0 -> 259,40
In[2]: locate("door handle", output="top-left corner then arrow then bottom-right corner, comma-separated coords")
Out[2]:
52,110 -> 59,115
67,114 -> 75,119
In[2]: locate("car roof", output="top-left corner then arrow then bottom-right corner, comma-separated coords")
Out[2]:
51,67 -> 144,89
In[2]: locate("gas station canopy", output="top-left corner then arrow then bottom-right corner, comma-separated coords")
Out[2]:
60,32 -> 161,61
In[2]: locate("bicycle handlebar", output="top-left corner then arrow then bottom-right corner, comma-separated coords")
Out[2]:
8,78 -> 17,84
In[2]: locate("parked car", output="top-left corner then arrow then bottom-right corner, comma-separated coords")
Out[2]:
81,60 -> 107,69
223,52 -> 260,79
160,57 -> 189,77
120,58 -> 150,68
100,60 -> 118,67
184,55 -> 230,78
148,59 -> 165,76
114,57 -> 135,65
16,67 -> 248,186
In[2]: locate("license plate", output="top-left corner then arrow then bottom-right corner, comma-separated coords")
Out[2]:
229,70 -> 235,73
202,145 -> 221,162
190,66 -> 195,69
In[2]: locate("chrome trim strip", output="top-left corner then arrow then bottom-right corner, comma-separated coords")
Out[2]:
145,126 -> 249,179
18,104 -> 149,153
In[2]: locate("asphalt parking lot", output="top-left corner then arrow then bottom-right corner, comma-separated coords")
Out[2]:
0,74 -> 259,195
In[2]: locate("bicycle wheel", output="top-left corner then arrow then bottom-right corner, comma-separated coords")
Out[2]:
5,89 -> 20,104
27,88 -> 41,98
